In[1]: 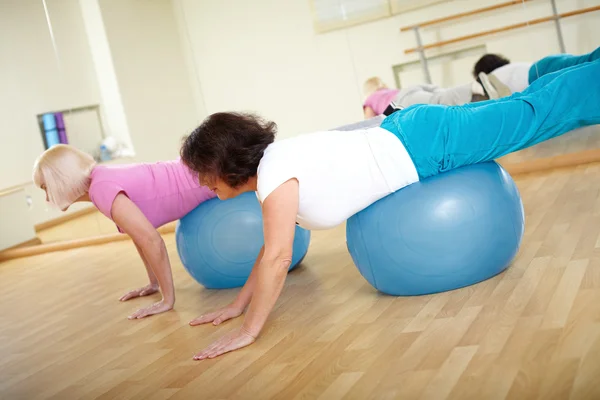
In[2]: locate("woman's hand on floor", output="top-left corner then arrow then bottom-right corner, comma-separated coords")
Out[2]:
189,305 -> 244,326
193,328 -> 256,360
128,300 -> 173,319
119,283 -> 159,301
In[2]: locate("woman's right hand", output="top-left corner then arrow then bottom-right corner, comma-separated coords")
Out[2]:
119,283 -> 159,301
189,305 -> 244,326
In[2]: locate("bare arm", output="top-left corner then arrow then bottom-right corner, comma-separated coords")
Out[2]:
194,179 -> 299,360
111,193 -> 175,319
134,242 -> 159,286
364,106 -> 377,119
118,243 -> 160,301
241,181 -> 298,336
231,245 -> 264,311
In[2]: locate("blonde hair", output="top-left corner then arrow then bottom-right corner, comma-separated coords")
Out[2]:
363,77 -> 388,98
32,144 -> 96,210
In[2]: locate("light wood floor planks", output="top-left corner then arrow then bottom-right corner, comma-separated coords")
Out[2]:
2,163 -> 600,399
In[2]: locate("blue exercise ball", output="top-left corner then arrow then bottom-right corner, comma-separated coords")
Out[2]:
346,162 -> 524,296
176,192 -> 311,289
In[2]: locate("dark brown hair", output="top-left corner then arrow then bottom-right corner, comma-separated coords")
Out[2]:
180,112 -> 277,188
473,54 -> 510,78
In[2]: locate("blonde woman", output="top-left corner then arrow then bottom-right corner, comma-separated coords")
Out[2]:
362,76 -> 509,119
33,145 -> 216,319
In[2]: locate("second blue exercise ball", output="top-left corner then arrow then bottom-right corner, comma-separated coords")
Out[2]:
346,162 -> 525,296
176,192 -> 311,289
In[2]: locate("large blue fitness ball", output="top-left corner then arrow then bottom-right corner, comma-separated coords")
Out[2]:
176,192 -> 311,289
346,162 -> 524,296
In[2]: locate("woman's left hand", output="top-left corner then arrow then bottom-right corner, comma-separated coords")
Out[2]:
191,179 -> 299,361
193,328 -> 256,360
128,300 -> 173,319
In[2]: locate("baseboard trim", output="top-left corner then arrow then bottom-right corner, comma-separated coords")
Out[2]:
2,237 -> 43,252
0,224 -> 176,263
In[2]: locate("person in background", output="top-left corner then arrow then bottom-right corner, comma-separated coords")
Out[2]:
473,47 -> 600,95
362,75 -> 509,119
33,145 -> 216,320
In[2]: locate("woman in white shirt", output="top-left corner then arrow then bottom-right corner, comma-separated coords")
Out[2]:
473,47 -> 600,95
180,54 -> 600,361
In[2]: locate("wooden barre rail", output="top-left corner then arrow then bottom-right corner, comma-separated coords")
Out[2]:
0,224 -> 176,262
405,5 -> 600,54
0,186 -> 25,197
400,0 -> 533,32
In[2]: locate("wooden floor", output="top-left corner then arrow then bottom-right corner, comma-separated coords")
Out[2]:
2,163 -> 600,400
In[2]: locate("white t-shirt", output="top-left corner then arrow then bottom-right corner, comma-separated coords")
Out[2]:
491,62 -> 533,94
256,127 -> 419,230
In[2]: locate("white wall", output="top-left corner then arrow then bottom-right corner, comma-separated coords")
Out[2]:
0,0 -> 101,190
79,0 -> 133,152
176,0 -> 362,136
0,188 -> 36,251
176,0 -> 600,138
171,0 -> 209,120
98,0 -> 200,162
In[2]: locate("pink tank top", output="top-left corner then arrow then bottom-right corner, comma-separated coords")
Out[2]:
89,159 -> 216,232
363,89 -> 400,115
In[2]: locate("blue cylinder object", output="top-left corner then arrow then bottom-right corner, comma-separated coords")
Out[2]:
42,113 -> 57,130
42,113 -> 60,148
176,192 -> 311,289
55,112 -> 69,144
346,162 -> 525,296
